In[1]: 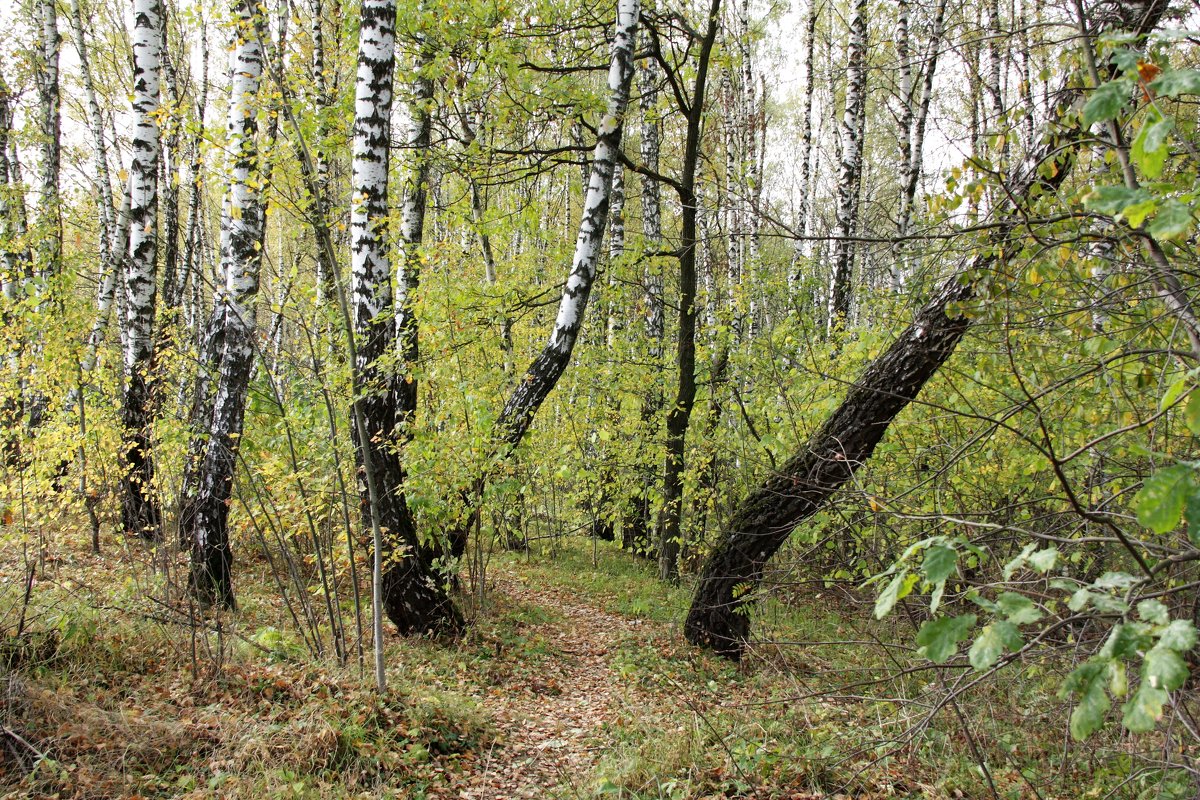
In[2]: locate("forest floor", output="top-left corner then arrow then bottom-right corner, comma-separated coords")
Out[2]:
0,524 -> 1168,799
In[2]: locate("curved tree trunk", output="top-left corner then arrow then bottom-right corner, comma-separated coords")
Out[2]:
450,0 -> 641,555
685,0 -> 1170,659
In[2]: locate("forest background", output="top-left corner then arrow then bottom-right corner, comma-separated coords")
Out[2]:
2,0 -> 1200,796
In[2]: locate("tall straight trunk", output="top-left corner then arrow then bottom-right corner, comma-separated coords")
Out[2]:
684,0 -> 1170,660
350,0 -> 461,635
0,73 -> 21,298
120,0 -> 164,538
310,0 -> 337,304
791,0 -> 818,298
395,43 -> 434,432
893,0 -> 947,289
185,0 -> 267,608
624,51 -> 664,554
658,0 -> 722,582
34,0 -> 62,282
985,0 -> 1005,141
827,0 -> 867,333
160,40 -> 184,312
469,175 -> 512,372
178,26 -> 208,316
67,0 -> 116,266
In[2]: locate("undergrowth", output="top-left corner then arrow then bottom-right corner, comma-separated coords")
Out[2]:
1,528 -> 1193,799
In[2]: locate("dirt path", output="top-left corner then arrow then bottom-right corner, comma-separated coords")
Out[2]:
450,578 -> 655,799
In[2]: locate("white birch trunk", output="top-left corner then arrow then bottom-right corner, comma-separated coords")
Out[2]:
493,0 -> 640,447
350,0 -> 461,637
120,0 -> 164,537
185,0 -> 266,608
827,0 -> 867,333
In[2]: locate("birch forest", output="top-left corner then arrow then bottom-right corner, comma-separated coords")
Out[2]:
3,0 -> 1200,796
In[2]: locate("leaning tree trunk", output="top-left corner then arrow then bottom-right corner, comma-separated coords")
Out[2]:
826,0 -> 867,333
684,0 -> 1171,660
185,0 -> 266,609
350,0 -> 461,635
120,0 -> 164,538
449,0 -> 641,554
489,0 -> 639,448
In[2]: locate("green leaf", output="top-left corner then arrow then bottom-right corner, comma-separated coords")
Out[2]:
997,592 -> 1043,625
1144,644 -> 1189,691
1185,492 -> 1200,546
916,614 -> 977,663
874,570 -> 914,619
1186,393 -> 1200,436
1148,200 -> 1194,241
1150,68 -> 1200,98
1122,682 -> 1169,732
1110,48 -> 1142,74
1135,464 -> 1194,533
1095,572 -> 1138,590
1122,199 -> 1158,228
1137,599 -> 1170,626
969,621 -> 1023,671
1159,619 -> 1198,653
1063,661 -> 1112,740
1084,185 -> 1150,215
1028,547 -> 1058,573
1131,112 -> 1173,179
922,545 -> 958,584
1161,376 -> 1190,411
1101,623 -> 1152,660
1082,79 -> 1133,127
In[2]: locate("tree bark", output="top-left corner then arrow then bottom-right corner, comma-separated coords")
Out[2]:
490,0 -> 639,450
826,0 -> 867,333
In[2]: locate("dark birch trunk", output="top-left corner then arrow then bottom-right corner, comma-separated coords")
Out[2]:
683,0 -> 1170,660
658,0 -> 722,581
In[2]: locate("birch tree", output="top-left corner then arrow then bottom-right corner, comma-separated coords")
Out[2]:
826,0 -> 866,332
349,0 -> 461,635
487,0 -> 639,448
120,0 -> 164,538
185,0 -> 267,608
448,0 -> 641,558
